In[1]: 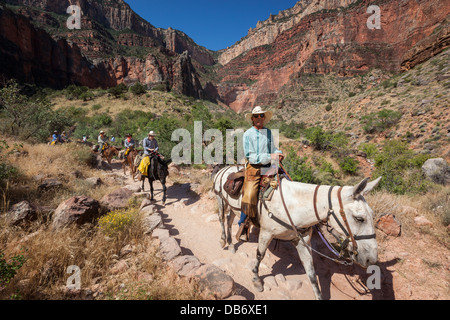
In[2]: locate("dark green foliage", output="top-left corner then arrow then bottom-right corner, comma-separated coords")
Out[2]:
339,156 -> 359,175
108,83 -> 128,98
373,140 -> 431,194
282,148 -> 316,184
0,252 -> 27,286
360,109 -> 402,134
0,81 -> 74,142
304,126 -> 348,151
129,82 -> 147,95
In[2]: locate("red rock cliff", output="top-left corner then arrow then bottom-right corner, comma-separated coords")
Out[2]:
216,0 -> 450,112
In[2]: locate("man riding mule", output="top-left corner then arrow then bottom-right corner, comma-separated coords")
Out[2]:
237,106 -> 284,242
213,105 -> 381,299
136,131 -> 169,203
98,130 -> 108,155
214,163 -> 381,299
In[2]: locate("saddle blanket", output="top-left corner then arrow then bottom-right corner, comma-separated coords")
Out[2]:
138,156 -> 150,176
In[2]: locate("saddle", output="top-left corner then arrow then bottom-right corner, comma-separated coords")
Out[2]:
223,166 -> 283,200
223,169 -> 245,198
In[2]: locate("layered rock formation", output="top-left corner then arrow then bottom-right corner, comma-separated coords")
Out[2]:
0,2 -> 206,97
217,0 -> 359,66
216,0 -> 450,112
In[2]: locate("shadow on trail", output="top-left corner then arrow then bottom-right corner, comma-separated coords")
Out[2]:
238,227 -> 398,300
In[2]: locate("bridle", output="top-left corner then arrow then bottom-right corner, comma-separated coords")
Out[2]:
313,185 -> 376,258
274,163 -> 376,265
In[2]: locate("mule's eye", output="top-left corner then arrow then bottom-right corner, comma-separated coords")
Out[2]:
354,216 -> 365,223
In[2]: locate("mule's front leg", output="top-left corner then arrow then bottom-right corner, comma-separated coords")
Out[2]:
141,177 -> 145,192
252,229 -> 272,292
149,180 -> 154,201
293,230 -> 323,300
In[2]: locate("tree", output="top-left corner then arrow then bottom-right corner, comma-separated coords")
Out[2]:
129,82 -> 147,95
108,83 -> 128,98
0,80 -> 73,142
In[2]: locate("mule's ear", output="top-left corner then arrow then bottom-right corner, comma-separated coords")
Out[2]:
352,177 -> 370,199
353,177 -> 382,198
362,176 -> 382,195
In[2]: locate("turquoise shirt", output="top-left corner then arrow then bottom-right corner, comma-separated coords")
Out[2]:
243,126 -> 282,165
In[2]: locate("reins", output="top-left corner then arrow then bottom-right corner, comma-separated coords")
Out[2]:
272,162 -> 374,265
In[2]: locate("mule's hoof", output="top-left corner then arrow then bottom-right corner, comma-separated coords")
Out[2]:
228,244 -> 236,254
252,279 -> 264,292
220,239 -> 226,248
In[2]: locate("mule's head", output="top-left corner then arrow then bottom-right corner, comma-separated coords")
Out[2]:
334,177 -> 381,268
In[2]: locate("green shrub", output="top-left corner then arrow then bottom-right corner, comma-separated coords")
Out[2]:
0,252 -> 27,286
282,147 -> 316,184
359,142 -> 378,159
89,114 -> 113,129
373,140 -> 431,194
339,156 -> 359,175
304,127 -> 348,151
129,82 -> 147,95
0,81 -> 74,142
360,109 -> 402,134
108,83 -> 128,98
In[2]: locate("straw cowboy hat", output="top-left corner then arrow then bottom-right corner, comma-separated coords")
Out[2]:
148,131 -> 156,136
245,106 -> 273,125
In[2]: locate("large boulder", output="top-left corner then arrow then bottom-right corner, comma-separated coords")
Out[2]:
99,187 -> 134,212
192,264 -> 234,299
422,158 -> 450,185
6,200 -> 37,226
52,196 -> 100,230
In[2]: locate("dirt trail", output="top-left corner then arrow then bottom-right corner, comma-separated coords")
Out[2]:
113,161 -> 386,300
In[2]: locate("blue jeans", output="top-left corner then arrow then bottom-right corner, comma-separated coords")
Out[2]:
238,212 -> 247,226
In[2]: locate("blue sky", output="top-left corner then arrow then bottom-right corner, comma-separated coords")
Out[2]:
126,0 -> 299,51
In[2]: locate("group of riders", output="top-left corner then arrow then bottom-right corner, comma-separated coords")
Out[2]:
50,106 -> 281,243
97,129 -> 161,158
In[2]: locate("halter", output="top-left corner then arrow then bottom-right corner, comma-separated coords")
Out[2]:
273,163 -> 376,265
314,185 -> 376,258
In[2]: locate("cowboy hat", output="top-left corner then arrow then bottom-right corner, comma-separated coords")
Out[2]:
245,106 -> 273,125
148,131 -> 156,136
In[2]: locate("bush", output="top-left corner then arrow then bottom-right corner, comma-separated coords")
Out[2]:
359,142 -> 378,159
98,208 -> 137,237
0,81 -> 74,142
108,83 -> 128,98
282,147 -> 316,183
65,85 -> 90,100
304,127 -> 348,151
373,140 -> 431,194
129,82 -> 147,95
360,109 -> 402,134
0,252 -> 27,286
279,121 -> 305,139
339,156 -> 359,175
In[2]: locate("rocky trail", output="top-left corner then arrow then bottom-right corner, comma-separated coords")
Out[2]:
110,160 -> 398,300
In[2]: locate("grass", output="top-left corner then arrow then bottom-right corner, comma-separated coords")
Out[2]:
0,139 -> 116,210
0,138 -> 210,300
366,187 -> 450,245
0,215 -> 206,299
